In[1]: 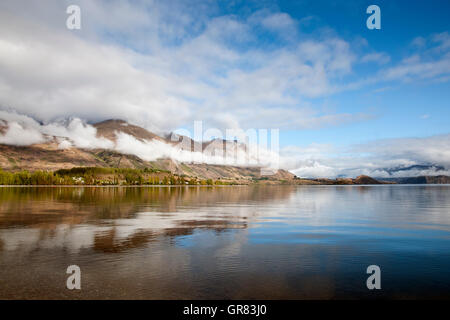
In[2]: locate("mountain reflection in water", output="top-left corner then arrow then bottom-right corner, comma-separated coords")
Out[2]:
1,185 -> 450,299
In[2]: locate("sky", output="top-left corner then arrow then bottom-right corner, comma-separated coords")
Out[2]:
0,0 -> 449,177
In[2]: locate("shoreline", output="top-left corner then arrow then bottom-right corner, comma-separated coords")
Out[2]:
1,183 -> 449,187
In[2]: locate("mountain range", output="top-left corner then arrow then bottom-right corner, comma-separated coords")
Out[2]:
1,118 -> 450,184
0,119 -> 294,184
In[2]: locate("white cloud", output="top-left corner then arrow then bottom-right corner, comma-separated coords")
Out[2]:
411,36 -> 426,48
381,33 -> 450,83
361,52 -> 391,65
0,122 -> 45,146
259,11 -> 297,34
0,0 -> 369,133
41,119 -> 114,149
352,134 -> 450,167
115,131 -> 280,167
57,139 -> 73,150
291,161 -> 337,178
0,1 -> 448,134
0,111 -> 113,149
288,134 -> 450,178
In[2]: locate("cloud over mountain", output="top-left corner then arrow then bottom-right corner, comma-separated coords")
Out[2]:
0,0 -> 376,133
287,135 -> 450,178
0,110 -> 281,168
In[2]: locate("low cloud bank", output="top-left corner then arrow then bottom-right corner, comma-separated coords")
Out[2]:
0,110 -> 113,149
0,110 -> 279,168
0,121 -> 45,146
115,132 -> 278,167
286,135 -> 450,178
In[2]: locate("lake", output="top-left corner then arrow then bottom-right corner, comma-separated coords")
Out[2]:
0,185 -> 450,299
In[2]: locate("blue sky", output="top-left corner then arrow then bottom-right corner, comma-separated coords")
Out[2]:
249,0 -> 450,147
214,0 -> 450,157
0,0 -> 449,177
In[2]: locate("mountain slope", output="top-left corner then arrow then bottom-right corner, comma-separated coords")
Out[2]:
94,119 -> 165,142
0,118 -> 294,183
1,117 -> 449,184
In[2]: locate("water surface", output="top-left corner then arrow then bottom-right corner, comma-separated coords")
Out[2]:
1,185 -> 450,299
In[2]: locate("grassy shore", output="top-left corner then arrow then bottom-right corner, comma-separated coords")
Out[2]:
0,167 -> 235,186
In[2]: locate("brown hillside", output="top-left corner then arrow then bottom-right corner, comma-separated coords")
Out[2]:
353,175 -> 382,184
94,119 -> 165,142
0,118 -> 301,183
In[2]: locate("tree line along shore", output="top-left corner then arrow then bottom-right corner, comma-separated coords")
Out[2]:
3,166 -> 446,186
0,167 -> 233,186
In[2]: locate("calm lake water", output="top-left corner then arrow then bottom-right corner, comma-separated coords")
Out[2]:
0,185 -> 450,299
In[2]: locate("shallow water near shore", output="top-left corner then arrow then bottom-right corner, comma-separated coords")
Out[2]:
1,185 -> 450,299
